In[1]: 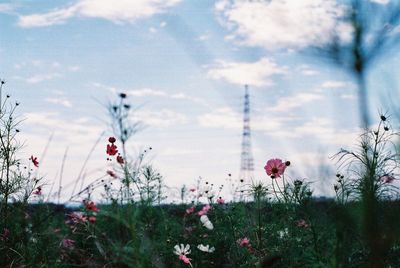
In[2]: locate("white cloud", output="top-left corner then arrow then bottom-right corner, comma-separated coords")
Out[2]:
197,107 -> 289,131
321,80 -> 348,89
370,0 -> 390,4
0,3 -> 15,13
45,97 -> 73,107
207,57 -> 286,87
18,0 -> 181,27
134,109 -> 188,128
268,93 -> 323,113
297,65 -> 319,76
215,0 -> 350,50
127,88 -> 167,97
26,73 -> 61,84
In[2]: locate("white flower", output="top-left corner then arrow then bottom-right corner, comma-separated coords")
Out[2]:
278,228 -> 289,239
197,244 -> 215,253
173,244 -> 191,256
200,215 -> 214,230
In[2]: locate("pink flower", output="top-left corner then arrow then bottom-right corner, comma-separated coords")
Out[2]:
264,158 -> 287,178
197,204 -> 211,216
217,197 -> 225,204
32,186 -> 42,195
186,206 -> 195,215
179,254 -> 192,265
30,155 -> 39,167
296,219 -> 310,228
189,188 -> 196,192
88,216 -> 96,223
61,238 -> 75,248
380,175 -> 395,183
238,237 -> 250,247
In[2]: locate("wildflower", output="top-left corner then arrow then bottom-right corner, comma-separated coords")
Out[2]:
296,219 -> 310,228
217,197 -> 225,204
278,228 -> 289,239
197,204 -> 211,216
68,211 -> 88,224
197,244 -> 215,253
380,174 -> 395,183
189,188 -> 196,192
238,237 -> 250,247
108,137 -> 116,143
32,186 -> 42,195
84,200 -> 99,212
107,170 -> 117,178
200,215 -> 214,230
61,238 -> 75,249
264,158 -> 286,178
88,216 -> 96,223
186,206 -> 195,215
116,155 -> 124,164
173,244 -> 192,266
0,228 -> 10,241
106,143 -> 118,156
30,155 -> 39,167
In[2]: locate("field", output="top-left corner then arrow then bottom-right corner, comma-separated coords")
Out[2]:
0,92 -> 400,267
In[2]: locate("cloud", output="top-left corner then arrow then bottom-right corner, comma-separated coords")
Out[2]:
197,107 -> 290,131
297,65 -> 319,76
18,0 -> 181,28
215,0 -> 350,50
45,97 -> 73,107
127,88 -> 167,97
133,109 -> 188,128
0,3 -> 15,13
26,73 -> 61,84
321,80 -> 348,89
207,57 -> 286,87
370,0 -> 390,4
268,93 -> 323,113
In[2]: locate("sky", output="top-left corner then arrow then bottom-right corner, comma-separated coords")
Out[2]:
1,0 -> 399,203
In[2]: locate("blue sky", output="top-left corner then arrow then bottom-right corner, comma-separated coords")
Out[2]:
0,0 -> 398,203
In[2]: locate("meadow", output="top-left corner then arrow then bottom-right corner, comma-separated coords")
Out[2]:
0,85 -> 399,268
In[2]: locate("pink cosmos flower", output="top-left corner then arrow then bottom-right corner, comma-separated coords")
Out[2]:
380,175 -> 395,183
32,186 -> 42,195
61,238 -> 75,248
264,158 -> 286,178
197,204 -> 211,216
238,237 -> 250,247
186,206 -> 195,215
296,219 -> 310,228
179,255 -> 192,265
106,143 -> 118,156
217,197 -> 225,204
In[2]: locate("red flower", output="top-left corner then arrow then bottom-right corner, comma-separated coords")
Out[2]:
84,200 -> 99,212
30,155 -> 39,167
108,137 -> 116,143
116,155 -> 124,164
106,144 -> 118,156
88,216 -> 96,223
264,158 -> 286,178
